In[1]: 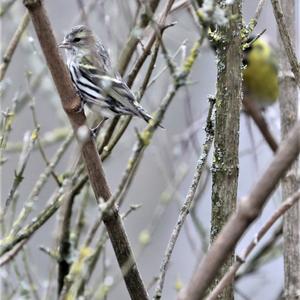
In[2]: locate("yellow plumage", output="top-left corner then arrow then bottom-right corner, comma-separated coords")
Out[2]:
243,38 -> 279,106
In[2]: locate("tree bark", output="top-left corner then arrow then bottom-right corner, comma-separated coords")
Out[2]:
210,1 -> 242,299
277,1 -> 300,298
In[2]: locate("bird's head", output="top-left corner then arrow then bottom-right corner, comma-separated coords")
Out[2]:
59,25 -> 96,55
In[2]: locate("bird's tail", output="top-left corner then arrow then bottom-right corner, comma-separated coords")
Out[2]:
136,104 -> 164,129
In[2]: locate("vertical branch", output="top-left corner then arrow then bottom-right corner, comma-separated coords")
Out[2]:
210,1 -> 242,298
57,193 -> 75,295
271,0 -> 300,86
276,0 -> 300,298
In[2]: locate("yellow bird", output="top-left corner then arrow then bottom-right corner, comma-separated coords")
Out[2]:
243,38 -> 279,107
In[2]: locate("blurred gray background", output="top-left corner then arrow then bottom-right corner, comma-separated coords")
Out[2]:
1,0 -> 299,299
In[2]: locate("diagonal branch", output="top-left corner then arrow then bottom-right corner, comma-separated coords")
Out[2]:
271,0 -> 300,87
22,1 -> 148,299
207,189 -> 300,300
0,12 -> 30,81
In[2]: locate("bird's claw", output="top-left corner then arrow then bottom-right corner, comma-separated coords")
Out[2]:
90,118 -> 108,139
74,90 -> 85,113
90,127 -> 98,139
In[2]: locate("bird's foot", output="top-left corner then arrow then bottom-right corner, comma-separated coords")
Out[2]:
90,118 -> 108,138
75,101 -> 85,114
75,92 -> 85,113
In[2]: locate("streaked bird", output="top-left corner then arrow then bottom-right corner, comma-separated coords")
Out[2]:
59,25 -> 154,131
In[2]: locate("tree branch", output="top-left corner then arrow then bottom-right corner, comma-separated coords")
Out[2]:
276,0 -> 300,298
209,1 -> 242,298
243,98 -> 278,152
207,189 -> 300,300
271,0 -> 300,87
0,12 -> 30,80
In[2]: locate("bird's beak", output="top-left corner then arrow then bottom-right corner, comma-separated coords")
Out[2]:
58,40 -> 71,49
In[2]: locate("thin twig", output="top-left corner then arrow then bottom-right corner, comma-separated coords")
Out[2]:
247,0 -> 267,31
235,223 -> 282,280
243,97 -> 278,152
0,170 -> 83,256
76,0 -> 89,26
72,185 -> 90,249
0,240 -> 27,267
153,97 -> 215,300
0,12 -> 30,80
22,250 -> 40,300
4,130 -> 36,212
28,77 -> 62,186
271,0 -> 300,87
5,127 -> 70,153
118,0 -> 161,75
0,0 -> 17,17
60,204 -> 142,299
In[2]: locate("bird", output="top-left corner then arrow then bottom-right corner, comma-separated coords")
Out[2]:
242,37 -> 279,107
59,25 -> 155,133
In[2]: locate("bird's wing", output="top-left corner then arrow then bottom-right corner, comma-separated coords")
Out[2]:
76,61 -> 140,114
96,42 -> 113,72
95,75 -> 141,114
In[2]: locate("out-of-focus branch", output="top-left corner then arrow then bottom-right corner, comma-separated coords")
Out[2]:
0,0 -> 17,17
118,0 -> 161,75
0,12 -> 30,81
271,0 -> 300,87
207,189 -> 300,300
243,98 -> 278,152
5,127 -> 70,153
235,223 -> 282,280
276,0 -> 300,298
22,1 -> 148,299
247,0 -> 267,30
4,131 -> 36,212
57,190 -> 75,294
127,21 -> 175,87
0,239 -> 27,267
0,168 -> 85,257
178,121 -> 300,300
63,205 -> 142,299
7,133 -> 73,238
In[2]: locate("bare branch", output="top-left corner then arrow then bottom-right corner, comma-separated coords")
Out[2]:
207,189 -> 300,300
271,0 -> 300,86
243,98 -> 278,152
276,0 -> 300,298
0,12 -> 30,80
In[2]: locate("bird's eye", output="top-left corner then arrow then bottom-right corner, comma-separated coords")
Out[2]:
73,37 -> 81,43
